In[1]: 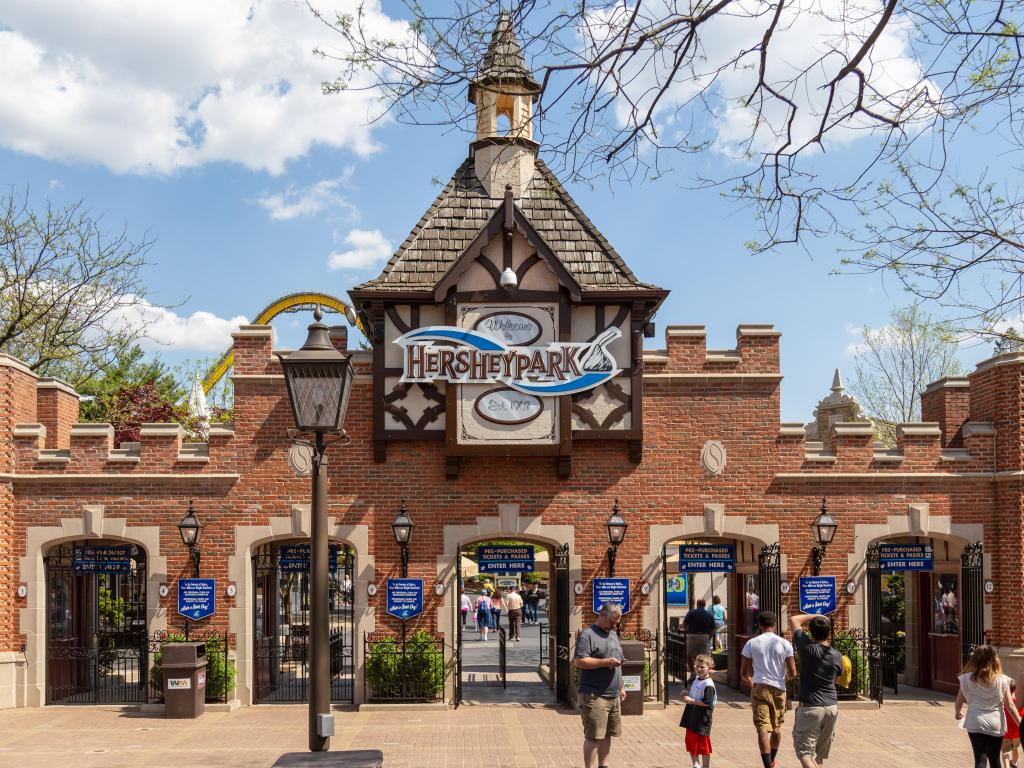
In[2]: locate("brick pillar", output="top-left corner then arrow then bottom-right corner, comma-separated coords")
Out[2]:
921,377 -> 970,447
0,354 -> 37,664
36,378 -> 80,449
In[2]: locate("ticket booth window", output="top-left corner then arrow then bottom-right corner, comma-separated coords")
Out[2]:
932,574 -> 959,636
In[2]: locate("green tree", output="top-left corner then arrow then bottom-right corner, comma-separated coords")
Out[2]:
78,345 -> 182,423
0,189 -> 156,386
849,306 -> 963,445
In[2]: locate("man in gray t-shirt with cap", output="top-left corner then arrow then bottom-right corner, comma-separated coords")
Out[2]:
574,603 -> 626,768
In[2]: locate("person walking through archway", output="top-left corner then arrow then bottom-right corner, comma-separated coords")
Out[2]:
740,610 -> 795,768
475,590 -> 492,641
956,645 -> 1021,768
789,612 -> 843,768
505,587 -> 524,641
574,603 -> 626,768
711,595 -> 728,652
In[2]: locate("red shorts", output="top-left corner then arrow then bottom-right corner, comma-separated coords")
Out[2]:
685,729 -> 712,756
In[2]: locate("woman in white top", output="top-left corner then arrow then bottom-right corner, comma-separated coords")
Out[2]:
955,645 -> 1021,768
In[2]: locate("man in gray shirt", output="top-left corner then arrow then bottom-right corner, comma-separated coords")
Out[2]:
574,603 -> 626,768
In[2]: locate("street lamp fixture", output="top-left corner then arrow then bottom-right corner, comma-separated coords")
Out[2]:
811,498 -> 838,576
392,501 -> 415,578
276,307 -> 355,753
606,499 -> 628,577
177,499 -> 203,577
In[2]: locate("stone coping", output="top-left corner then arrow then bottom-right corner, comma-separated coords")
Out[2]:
923,376 -> 970,393
963,422 -> 996,436
0,353 -> 36,377
897,423 -> 942,437
37,377 -> 79,397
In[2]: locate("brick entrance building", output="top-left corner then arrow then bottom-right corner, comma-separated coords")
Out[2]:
1,15 -> 1022,710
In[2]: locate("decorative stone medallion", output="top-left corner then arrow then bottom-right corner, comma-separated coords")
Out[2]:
700,440 -> 727,476
288,443 -> 313,477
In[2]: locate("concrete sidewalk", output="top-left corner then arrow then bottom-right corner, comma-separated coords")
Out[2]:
0,699 -> 973,768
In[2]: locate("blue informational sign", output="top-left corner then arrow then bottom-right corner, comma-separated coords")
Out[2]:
679,544 -> 736,572
798,576 -> 837,615
476,545 -> 535,573
666,574 -> 689,606
386,579 -> 424,620
879,543 -> 934,572
178,578 -> 216,620
593,578 -> 631,615
72,544 -> 133,574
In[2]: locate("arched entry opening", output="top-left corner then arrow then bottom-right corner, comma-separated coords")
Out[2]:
251,539 -> 356,704
44,540 -> 148,704
661,535 -> 779,697
865,535 -> 983,698
452,536 -> 558,706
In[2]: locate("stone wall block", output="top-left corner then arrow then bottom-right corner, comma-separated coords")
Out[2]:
68,424 -> 114,472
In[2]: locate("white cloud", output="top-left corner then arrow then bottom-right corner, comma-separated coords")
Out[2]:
255,174 -> 357,221
47,178 -> 62,190
113,300 -> 249,352
843,321 -> 869,357
327,228 -> 392,270
0,1 -> 411,174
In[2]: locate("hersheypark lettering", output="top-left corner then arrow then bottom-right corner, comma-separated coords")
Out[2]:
394,326 -> 622,396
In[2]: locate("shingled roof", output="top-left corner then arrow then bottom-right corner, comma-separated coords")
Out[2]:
471,11 -> 541,94
352,157 -> 663,295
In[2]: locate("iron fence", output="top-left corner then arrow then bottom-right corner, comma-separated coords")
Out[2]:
363,631 -> 448,703
497,627 -> 508,689
619,628 -> 663,703
664,630 -> 716,683
148,630 -> 232,704
539,623 -> 549,667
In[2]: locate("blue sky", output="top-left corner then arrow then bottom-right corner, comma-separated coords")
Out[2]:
0,1 -> 997,422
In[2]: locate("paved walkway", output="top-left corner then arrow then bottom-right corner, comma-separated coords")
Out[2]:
460,605 -> 554,705
0,697 -> 973,768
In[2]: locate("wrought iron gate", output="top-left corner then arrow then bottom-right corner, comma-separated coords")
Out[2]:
865,542 -> 884,703
960,542 -> 985,662
45,542 -> 149,704
758,544 -> 781,621
252,541 -> 355,703
454,543 -> 463,707
554,542 -> 571,704
661,544 -> 670,706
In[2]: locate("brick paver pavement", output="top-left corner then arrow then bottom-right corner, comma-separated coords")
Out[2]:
0,700 -> 973,768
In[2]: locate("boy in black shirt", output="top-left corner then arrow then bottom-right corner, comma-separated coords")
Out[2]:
788,613 -> 843,768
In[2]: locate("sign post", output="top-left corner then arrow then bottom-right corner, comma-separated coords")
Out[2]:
798,576 -> 837,615
178,578 -> 216,641
593,578 -> 631,615
678,544 -> 736,572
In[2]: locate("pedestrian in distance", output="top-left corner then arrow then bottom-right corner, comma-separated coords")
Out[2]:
789,612 -> 843,768
574,603 -> 627,768
956,644 -> 1021,768
475,591 -> 492,641
680,653 -> 717,768
1003,678 -> 1022,768
740,610 -> 796,768
524,584 -> 540,624
505,587 -> 524,641
460,591 -> 472,627
490,589 -> 503,632
711,595 -> 728,652
684,599 -> 716,674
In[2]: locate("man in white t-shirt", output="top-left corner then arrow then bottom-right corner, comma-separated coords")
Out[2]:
741,610 -> 796,768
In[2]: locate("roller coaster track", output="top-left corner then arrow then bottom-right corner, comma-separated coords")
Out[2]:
201,292 -> 360,395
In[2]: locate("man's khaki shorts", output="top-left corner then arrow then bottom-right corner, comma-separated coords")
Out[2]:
792,704 -> 839,760
751,683 -> 787,734
579,693 -> 622,740
1003,737 -> 1021,754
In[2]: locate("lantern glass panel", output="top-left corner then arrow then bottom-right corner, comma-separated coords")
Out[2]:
813,513 -> 838,545
283,360 -> 352,433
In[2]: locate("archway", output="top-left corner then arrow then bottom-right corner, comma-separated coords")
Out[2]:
864,532 -> 981,698
250,538 -> 356,704
44,540 -> 149,704
435,503 -> 580,707
454,535 -> 555,706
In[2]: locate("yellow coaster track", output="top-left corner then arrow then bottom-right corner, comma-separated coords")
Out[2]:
201,292 -> 361,395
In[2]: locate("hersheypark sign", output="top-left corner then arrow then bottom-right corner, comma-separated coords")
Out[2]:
394,325 -> 622,396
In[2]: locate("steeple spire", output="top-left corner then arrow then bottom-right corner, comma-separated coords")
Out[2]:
468,13 -> 542,197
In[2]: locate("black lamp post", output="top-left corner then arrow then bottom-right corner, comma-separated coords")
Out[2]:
606,499 -> 628,577
177,499 -> 203,578
811,498 -> 839,576
276,307 -> 355,753
391,501 -> 415,578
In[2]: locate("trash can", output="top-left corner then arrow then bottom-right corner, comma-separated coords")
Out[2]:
162,641 -> 207,718
620,639 -> 645,716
